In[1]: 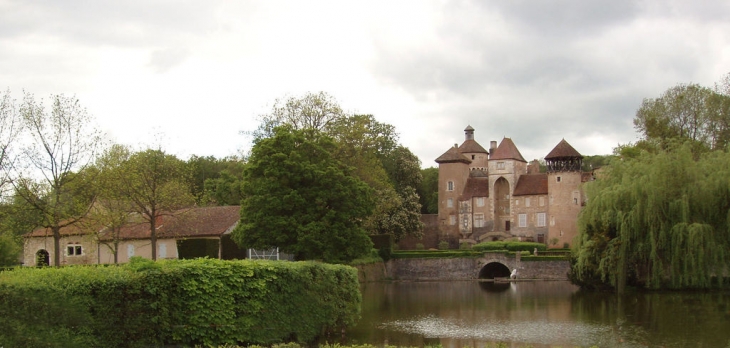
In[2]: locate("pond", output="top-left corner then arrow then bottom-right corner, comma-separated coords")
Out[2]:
342,280 -> 730,348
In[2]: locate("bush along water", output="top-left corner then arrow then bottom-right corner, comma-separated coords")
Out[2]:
0,258 -> 361,347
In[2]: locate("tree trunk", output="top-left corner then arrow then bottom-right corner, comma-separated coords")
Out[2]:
52,226 -> 61,267
150,213 -> 157,260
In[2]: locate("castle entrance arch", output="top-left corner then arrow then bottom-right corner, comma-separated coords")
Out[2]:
494,177 -> 510,232
478,261 -> 511,279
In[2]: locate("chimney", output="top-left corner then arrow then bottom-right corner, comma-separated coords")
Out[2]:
489,141 -> 497,155
464,125 -> 475,141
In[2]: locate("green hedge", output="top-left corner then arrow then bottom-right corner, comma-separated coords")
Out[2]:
391,250 -> 484,259
0,258 -> 361,347
473,241 -> 546,253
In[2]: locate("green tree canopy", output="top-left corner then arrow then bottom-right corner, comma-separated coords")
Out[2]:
233,126 -> 374,263
417,167 -> 438,214
634,82 -> 730,152
572,143 -> 730,291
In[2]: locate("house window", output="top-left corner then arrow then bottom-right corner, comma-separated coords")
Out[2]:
497,162 -> 505,170
537,213 -> 546,227
449,215 -> 456,225
447,181 -> 454,191
67,244 -> 83,256
515,199 -> 519,206
447,198 -> 453,208
518,214 -> 527,227
127,244 -> 135,258
474,214 -> 485,228
526,197 -> 531,207
476,197 -> 485,207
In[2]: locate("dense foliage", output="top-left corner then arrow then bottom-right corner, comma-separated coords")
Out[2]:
234,126 -> 375,263
572,144 -> 730,291
0,258 -> 361,347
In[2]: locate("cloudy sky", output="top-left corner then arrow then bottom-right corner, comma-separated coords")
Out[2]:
1,1 -> 729,167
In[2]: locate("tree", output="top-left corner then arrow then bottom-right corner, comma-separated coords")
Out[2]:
187,155 -> 245,205
233,126 -> 374,263
13,93 -> 104,266
86,144 -> 135,264
634,83 -> 730,152
572,143 -> 730,291
0,90 -> 21,194
418,167 -> 439,214
120,149 -> 195,260
250,91 -> 346,141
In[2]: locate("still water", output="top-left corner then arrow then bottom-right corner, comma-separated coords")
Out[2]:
344,281 -> 730,348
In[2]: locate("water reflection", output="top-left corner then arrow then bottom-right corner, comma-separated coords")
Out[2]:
347,281 -> 730,348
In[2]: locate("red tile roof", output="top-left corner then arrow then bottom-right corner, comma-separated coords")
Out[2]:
26,206 -> 241,241
459,139 -> 489,154
435,146 -> 472,164
25,219 -> 106,238
490,137 -> 526,162
459,177 -> 489,201
513,174 -> 548,196
545,139 -> 582,159
104,206 -> 240,241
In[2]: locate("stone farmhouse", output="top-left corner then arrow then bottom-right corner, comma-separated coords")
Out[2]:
23,206 -> 249,266
435,126 -> 593,248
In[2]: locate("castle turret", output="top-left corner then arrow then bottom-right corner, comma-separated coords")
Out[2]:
545,139 -> 583,248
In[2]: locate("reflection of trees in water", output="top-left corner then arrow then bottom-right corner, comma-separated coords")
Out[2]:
570,290 -> 730,347
478,281 -> 510,292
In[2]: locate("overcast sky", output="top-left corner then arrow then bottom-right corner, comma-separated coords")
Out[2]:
1,1 -> 729,167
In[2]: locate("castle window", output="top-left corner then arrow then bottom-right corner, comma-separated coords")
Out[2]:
474,214 -> 485,227
556,176 -> 561,182
537,213 -> 546,227
447,181 -> 454,191
497,162 -> 505,170
518,214 -> 527,227
476,197 -> 485,207
447,198 -> 453,208
67,244 -> 83,256
550,216 -> 555,226
526,197 -> 531,207
449,215 -> 456,225
471,155 -> 475,160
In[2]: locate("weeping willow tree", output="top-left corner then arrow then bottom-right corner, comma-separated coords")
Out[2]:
573,143 -> 730,291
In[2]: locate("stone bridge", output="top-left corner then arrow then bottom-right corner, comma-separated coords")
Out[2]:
384,252 -> 570,281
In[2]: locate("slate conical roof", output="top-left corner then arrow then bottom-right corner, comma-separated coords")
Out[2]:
545,139 -> 582,159
435,146 -> 471,164
490,137 -> 526,162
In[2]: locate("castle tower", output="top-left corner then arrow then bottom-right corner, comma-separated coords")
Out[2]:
459,125 -> 489,172
435,145 -> 471,236
488,138 -> 527,232
545,139 -> 583,248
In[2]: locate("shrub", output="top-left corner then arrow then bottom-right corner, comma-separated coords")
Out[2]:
0,259 -> 361,347
473,241 -> 546,253
459,242 -> 472,250
415,243 -> 425,250
437,241 -> 450,250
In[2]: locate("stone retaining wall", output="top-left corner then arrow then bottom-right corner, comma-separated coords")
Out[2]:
357,257 -> 571,282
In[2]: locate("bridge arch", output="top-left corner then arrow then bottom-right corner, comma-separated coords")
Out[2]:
478,261 -> 511,279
